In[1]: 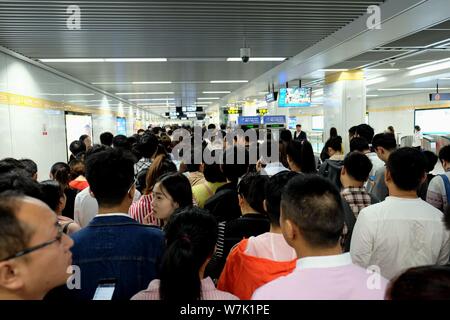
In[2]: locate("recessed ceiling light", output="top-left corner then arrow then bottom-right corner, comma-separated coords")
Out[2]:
116,92 -> 174,95
104,58 -> 167,62
366,77 -> 387,86
210,80 -> 248,83
128,98 -> 175,101
378,87 -> 450,91
226,57 -> 286,62
318,69 -> 349,72
132,81 -> 172,84
40,58 -> 104,63
202,91 -> 231,94
407,58 -> 450,70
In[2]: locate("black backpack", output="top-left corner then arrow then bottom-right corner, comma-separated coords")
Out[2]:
319,159 -> 344,190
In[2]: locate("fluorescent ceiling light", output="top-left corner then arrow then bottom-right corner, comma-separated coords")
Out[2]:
194,102 -> 212,105
378,87 -> 450,91
210,80 -> 248,83
40,58 -> 167,63
258,92 -> 269,95
137,103 -> 175,106
116,92 -> 174,95
318,69 -> 349,72
42,93 -> 95,96
367,94 -> 379,97
202,91 -> 231,94
366,77 -> 387,86
197,97 -> 220,100
128,98 -> 175,101
40,58 -> 104,63
364,68 -> 400,71
132,81 -> 172,84
226,57 -> 286,62
408,60 -> 450,76
439,78 -> 450,80
312,89 -> 324,96
407,57 -> 450,70
92,82 -> 133,85
104,58 -> 167,62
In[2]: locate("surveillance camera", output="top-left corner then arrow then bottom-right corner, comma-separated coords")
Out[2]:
240,47 -> 251,63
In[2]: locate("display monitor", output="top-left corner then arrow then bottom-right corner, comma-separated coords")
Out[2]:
265,92 -> 278,103
415,108 -> 450,134
278,87 -> 312,107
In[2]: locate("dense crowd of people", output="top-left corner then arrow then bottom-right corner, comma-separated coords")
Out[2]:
0,122 -> 449,300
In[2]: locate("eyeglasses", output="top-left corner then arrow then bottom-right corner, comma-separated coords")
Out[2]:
127,177 -> 137,194
0,224 -> 64,262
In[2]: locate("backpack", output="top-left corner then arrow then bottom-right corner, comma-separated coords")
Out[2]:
439,174 -> 450,205
319,159 -> 344,190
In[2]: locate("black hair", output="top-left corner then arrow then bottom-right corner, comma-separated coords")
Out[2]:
414,125 -> 421,131
202,150 -> 227,183
296,124 -> 302,127
220,124 -> 226,130
69,140 -> 86,157
85,148 -> 135,207
0,172 -> 43,201
444,205 -> 450,231
156,172 -> 193,209
0,158 -> 27,176
279,129 -> 293,144
0,193 -> 31,261
112,134 -> 130,150
286,140 -> 317,174
50,162 -> 71,187
355,124 -> 374,143
386,147 -> 426,191
221,146 -> 250,183
348,126 -> 358,138
329,127 -> 338,138
85,144 -> 110,161
328,136 -> 342,153
387,265 -> 450,300
207,124 -> 216,130
39,180 -> 64,212
237,172 -> 268,214
79,134 -> 89,142
99,132 -> 114,147
372,132 -> 397,151
185,148 -> 201,173
19,159 -> 38,178
68,159 -> 85,180
439,145 -> 450,163
265,171 -> 298,227
281,175 -> 344,248
343,152 -> 373,182
350,137 -> 370,152
423,151 -> 438,173
159,207 -> 217,301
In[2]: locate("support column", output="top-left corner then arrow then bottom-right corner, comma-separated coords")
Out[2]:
323,70 -> 366,153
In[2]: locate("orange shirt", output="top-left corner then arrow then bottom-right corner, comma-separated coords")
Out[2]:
217,239 -> 296,300
69,178 -> 89,191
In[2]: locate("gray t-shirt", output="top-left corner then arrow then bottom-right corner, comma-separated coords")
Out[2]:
368,166 -> 389,202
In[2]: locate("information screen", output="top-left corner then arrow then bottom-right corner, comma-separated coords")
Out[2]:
415,108 -> 450,134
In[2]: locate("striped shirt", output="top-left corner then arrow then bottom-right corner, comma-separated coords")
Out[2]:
131,277 -> 239,300
128,194 -> 161,227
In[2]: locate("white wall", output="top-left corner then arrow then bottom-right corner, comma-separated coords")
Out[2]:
367,93 -> 450,138
0,50 -> 152,180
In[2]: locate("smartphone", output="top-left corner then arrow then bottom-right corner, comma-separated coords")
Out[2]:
92,279 -> 117,300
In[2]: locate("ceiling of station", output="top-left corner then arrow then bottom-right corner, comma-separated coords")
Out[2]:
0,0 -> 385,112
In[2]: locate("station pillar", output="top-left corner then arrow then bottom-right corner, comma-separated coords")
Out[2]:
323,70 -> 366,153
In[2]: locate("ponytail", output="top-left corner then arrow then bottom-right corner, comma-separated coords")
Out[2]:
158,207 -> 217,301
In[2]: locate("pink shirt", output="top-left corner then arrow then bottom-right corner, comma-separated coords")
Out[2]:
252,253 -> 388,300
128,194 -> 161,226
131,277 -> 239,300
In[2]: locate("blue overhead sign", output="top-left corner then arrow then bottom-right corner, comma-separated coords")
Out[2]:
238,116 -> 261,125
430,93 -> 450,101
263,115 -> 286,124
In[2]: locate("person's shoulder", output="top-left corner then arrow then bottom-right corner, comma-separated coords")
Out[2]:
252,271 -> 294,299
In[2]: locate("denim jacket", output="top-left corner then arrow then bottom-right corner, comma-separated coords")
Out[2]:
69,214 -> 165,300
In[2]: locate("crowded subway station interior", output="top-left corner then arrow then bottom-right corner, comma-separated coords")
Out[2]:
1,0 -> 450,305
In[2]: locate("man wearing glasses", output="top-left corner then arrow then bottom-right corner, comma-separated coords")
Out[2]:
0,193 -> 74,300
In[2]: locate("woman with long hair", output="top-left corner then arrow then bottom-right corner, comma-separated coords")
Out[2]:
132,207 -> 238,300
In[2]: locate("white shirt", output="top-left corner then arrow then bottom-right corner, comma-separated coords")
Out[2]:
365,152 -> 385,181
412,131 -> 423,147
260,162 -> 289,176
74,187 -> 141,228
350,196 -> 450,280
